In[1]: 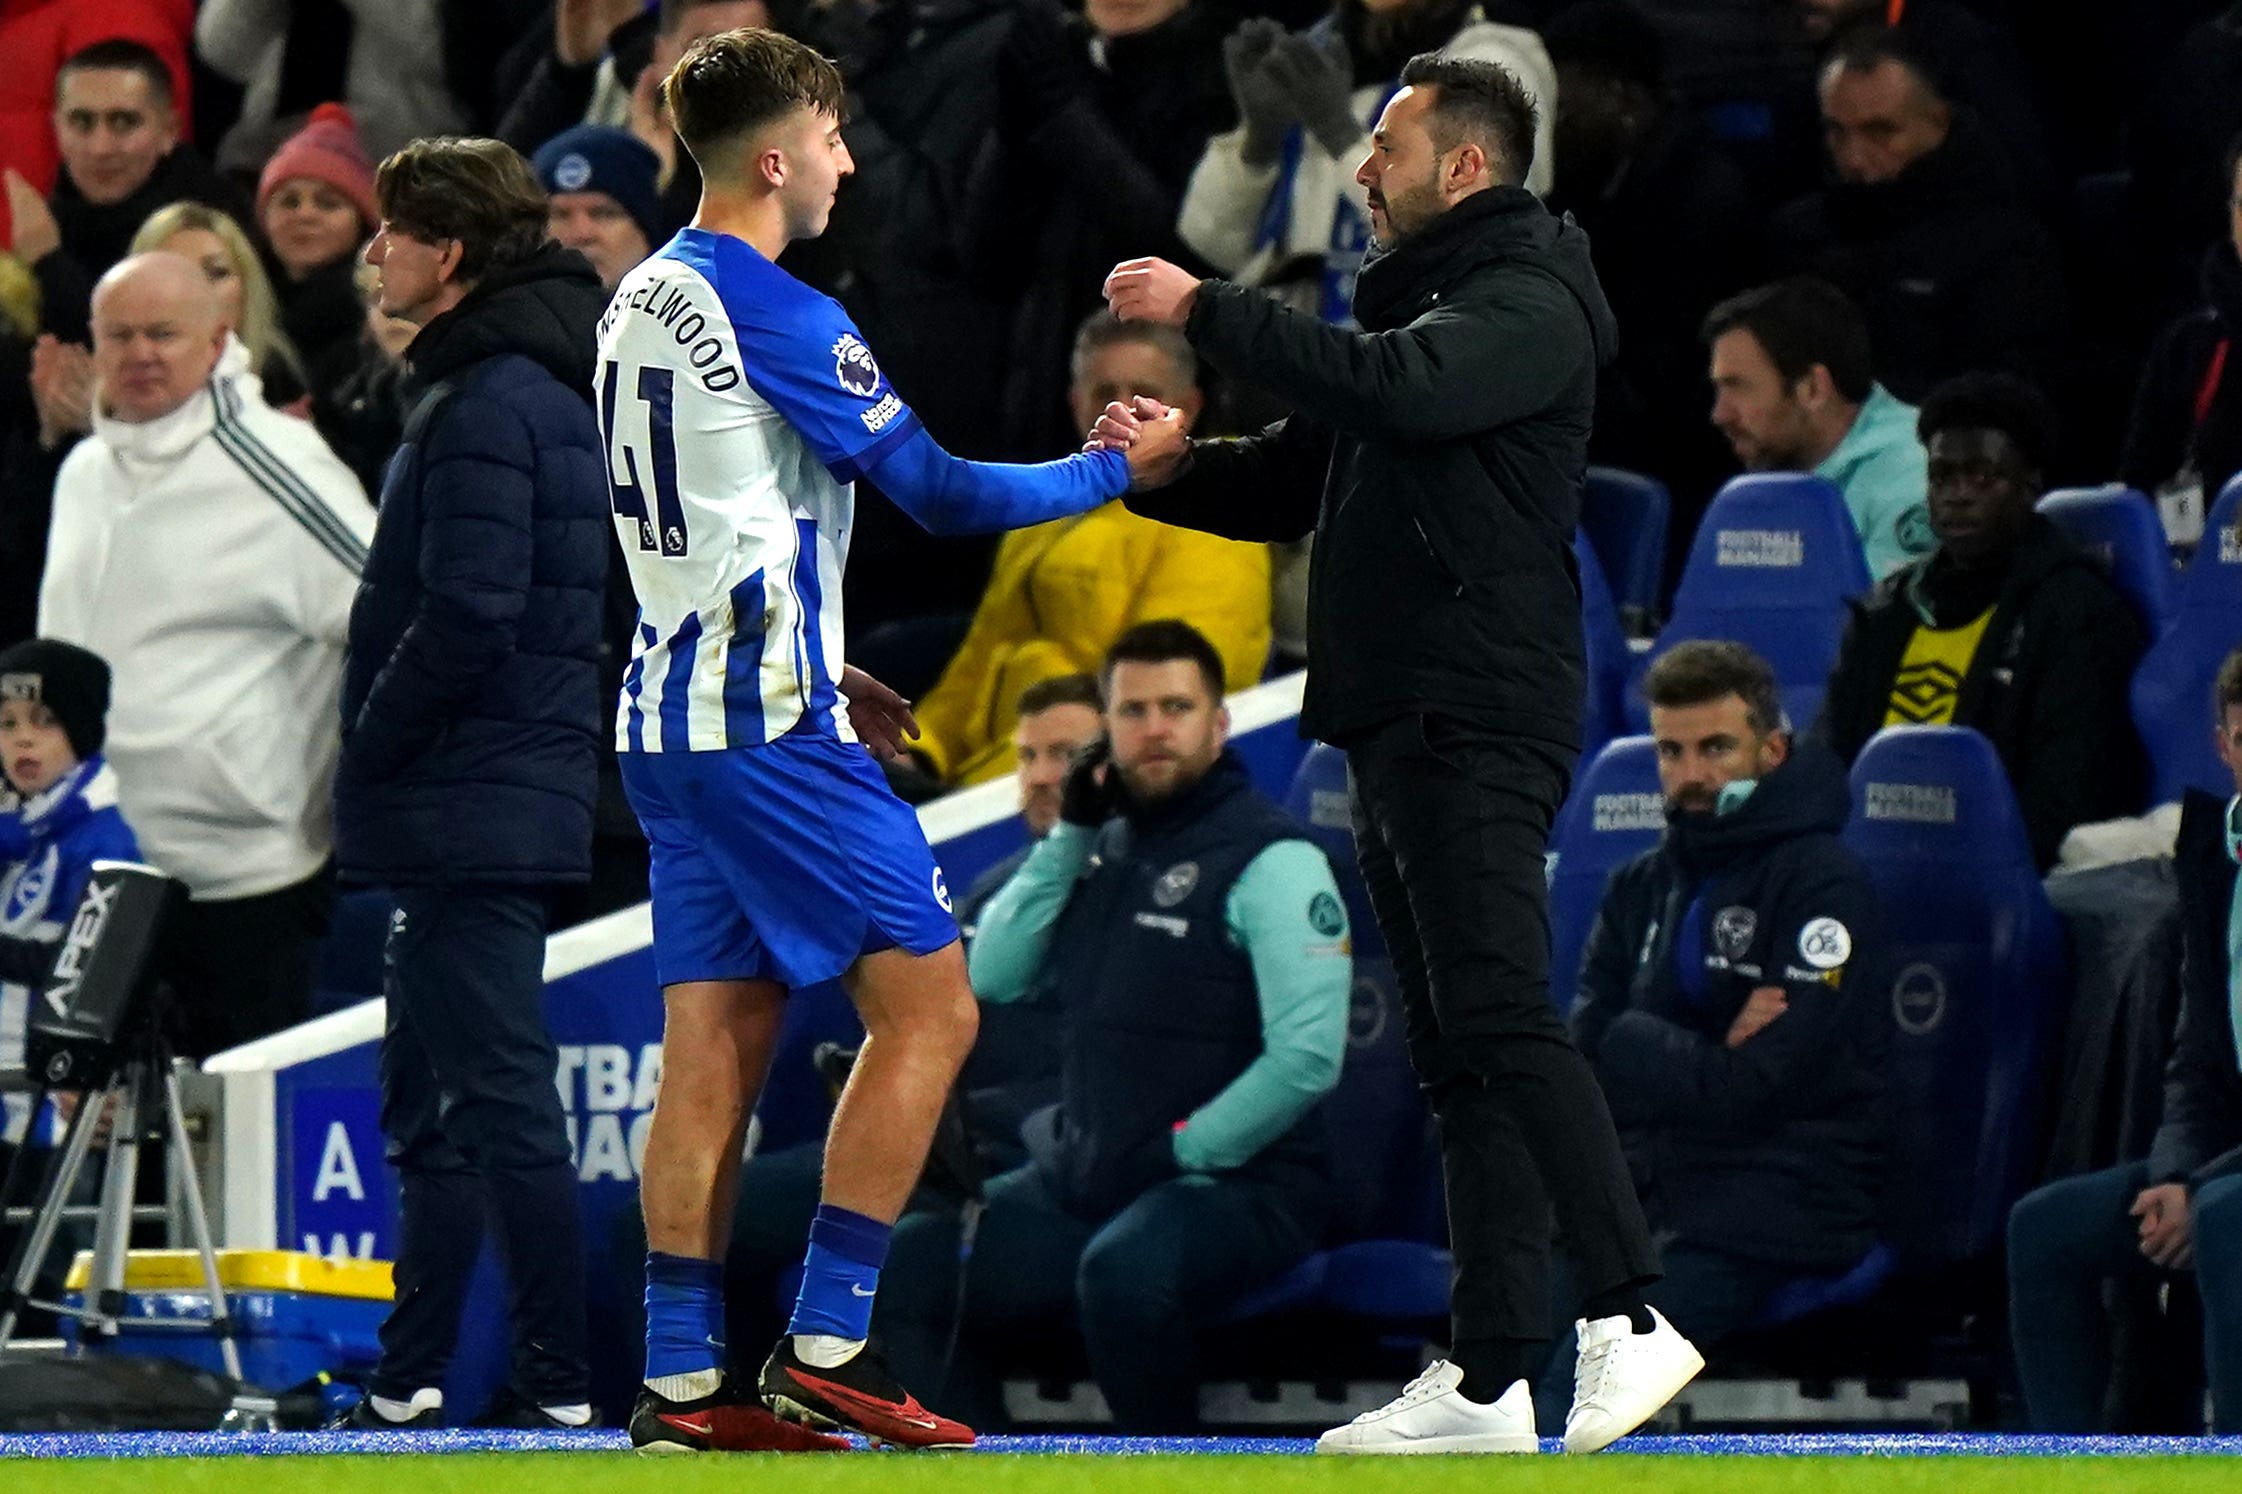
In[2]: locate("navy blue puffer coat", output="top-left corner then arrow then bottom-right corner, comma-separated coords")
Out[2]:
335,245 -> 612,887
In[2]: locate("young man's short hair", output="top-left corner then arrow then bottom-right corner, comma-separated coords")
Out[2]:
1104,620 -> 1226,702
1916,371 -> 2060,481
2217,647 -> 2242,723
1642,640 -> 1785,737
1017,672 -> 1101,717
1701,277 -> 1874,405
376,137 -> 549,283
57,39 -> 175,108
1069,309 -> 1197,390
663,27 -> 844,171
1395,53 -> 1539,187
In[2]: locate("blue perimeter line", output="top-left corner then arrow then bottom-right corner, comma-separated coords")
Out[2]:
5,1432 -> 2242,1458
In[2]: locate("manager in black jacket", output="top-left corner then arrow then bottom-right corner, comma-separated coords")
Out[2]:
2007,650 -> 2242,1433
1100,54 -> 1699,1456
336,139 -> 612,1430
1554,642 -> 1886,1425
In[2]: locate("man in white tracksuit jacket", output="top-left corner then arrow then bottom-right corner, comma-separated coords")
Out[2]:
38,251 -> 371,1057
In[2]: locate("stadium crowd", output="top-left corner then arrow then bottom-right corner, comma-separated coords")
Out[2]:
0,0 -> 2239,1439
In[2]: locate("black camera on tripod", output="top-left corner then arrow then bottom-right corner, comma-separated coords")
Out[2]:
24,861 -> 181,1091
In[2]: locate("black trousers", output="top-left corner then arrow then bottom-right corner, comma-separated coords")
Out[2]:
370,884 -> 589,1407
1346,714 -> 1658,1346
162,862 -> 334,1060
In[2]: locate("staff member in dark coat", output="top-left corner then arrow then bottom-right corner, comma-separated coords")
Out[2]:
1098,53 -> 1702,1456
335,137 -> 612,1430
1556,641 -> 1886,1424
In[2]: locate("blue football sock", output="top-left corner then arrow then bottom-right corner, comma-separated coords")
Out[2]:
788,1204 -> 892,1342
644,1252 -> 726,1382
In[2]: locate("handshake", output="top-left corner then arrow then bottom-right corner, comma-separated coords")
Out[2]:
1083,393 -> 1192,492
1086,255 -> 1204,491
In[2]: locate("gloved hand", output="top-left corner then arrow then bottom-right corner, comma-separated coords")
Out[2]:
998,0 -> 1094,126
1059,736 -> 1116,828
1222,18 -> 1297,166
1263,30 -> 1359,158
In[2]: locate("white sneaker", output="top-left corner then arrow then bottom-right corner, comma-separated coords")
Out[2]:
1315,1361 -> 1539,1454
1562,1307 -> 1704,1454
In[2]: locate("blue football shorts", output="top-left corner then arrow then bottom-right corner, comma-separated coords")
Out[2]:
619,726 -> 960,989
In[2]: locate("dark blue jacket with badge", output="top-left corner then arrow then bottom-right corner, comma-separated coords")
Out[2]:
1570,741 -> 1890,1271
334,246 -> 613,887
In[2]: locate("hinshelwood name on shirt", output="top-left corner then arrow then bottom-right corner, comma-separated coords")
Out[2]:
602,279 -> 743,393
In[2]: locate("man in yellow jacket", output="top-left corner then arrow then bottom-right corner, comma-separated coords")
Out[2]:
909,312 -> 1271,787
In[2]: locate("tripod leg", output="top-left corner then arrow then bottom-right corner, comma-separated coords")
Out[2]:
85,1063 -> 146,1338
162,1063 -> 240,1382
0,1080 -> 111,1354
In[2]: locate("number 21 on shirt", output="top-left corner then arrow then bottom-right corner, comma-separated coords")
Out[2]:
599,358 -> 688,557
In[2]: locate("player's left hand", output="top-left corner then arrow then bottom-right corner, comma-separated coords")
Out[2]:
1105,258 -> 1202,328
841,664 -> 920,761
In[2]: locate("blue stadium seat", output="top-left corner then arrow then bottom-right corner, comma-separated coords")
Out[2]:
1626,473 -> 1873,735
1577,529 -> 1630,764
2132,475 -> 2242,803
1546,737 -> 1663,1018
2037,485 -> 2175,636
1748,1243 -> 1897,1330
1583,467 -> 1671,632
1841,726 -> 2069,1266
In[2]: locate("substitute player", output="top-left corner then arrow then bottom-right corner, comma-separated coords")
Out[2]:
596,27 -> 1187,1454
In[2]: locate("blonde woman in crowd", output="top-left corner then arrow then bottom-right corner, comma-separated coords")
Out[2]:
131,200 -> 309,411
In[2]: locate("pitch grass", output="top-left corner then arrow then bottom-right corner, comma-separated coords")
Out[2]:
1,1456 -> 2235,1494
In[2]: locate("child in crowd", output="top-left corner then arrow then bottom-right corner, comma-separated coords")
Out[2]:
0,638 -> 139,1152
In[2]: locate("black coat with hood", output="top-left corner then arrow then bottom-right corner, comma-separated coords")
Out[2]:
334,246 -> 612,887
1570,741 -> 1889,1271
1812,515 -> 2148,872
1127,186 -> 1616,750
1768,113 -> 2067,404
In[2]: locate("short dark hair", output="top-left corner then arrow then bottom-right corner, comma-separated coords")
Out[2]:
1643,640 -> 1784,736
664,27 -> 844,170
1917,371 -> 2060,481
377,138 -> 550,283
1103,619 -> 1225,702
56,39 -> 174,108
1701,277 -> 1873,404
1396,53 -> 1539,187
1017,673 -> 1101,718
1070,309 -> 1197,389
1822,24 -> 1948,107
2217,647 -> 2242,722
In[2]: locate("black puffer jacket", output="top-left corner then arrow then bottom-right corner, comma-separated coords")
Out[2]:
1768,114 -> 2067,404
1128,186 -> 1617,749
334,246 -> 612,886
1570,742 -> 1889,1271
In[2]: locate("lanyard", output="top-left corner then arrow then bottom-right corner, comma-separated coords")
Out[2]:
2195,338 -> 2231,430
